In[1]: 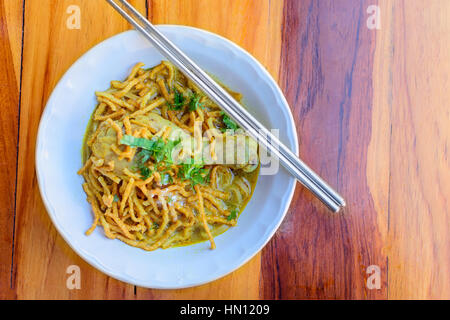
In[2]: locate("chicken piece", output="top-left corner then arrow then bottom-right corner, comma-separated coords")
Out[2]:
90,112 -> 259,175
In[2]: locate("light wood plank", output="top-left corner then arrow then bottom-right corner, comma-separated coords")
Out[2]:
3,0 -> 23,86
0,0 -> 23,300
381,0 -> 450,299
149,0 -> 282,77
14,0 -> 146,299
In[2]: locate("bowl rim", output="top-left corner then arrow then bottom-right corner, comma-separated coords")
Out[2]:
35,25 -> 299,289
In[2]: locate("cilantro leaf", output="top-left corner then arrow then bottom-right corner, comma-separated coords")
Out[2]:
188,93 -> 202,112
120,135 -> 158,150
121,135 -> 181,165
167,88 -> 185,110
135,149 -> 152,166
227,209 -> 238,221
161,138 -> 181,164
221,112 -> 239,131
177,161 -> 210,186
121,135 -> 181,181
139,166 -> 152,180
134,149 -> 153,179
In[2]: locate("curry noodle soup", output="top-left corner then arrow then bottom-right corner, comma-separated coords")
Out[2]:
79,61 -> 259,250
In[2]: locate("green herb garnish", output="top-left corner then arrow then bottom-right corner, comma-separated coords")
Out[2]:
161,138 -> 182,164
139,166 -> 152,180
188,93 -> 202,112
221,112 -> 239,131
134,149 -> 153,179
120,135 -> 159,150
121,135 -> 181,180
113,195 -> 119,202
227,209 -> 238,221
135,148 -> 152,165
177,161 -> 210,186
167,88 -> 185,110
121,135 -> 181,165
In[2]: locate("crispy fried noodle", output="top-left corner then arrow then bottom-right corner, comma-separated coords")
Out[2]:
79,61 -> 259,250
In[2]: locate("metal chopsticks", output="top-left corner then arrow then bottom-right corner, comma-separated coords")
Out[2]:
106,0 -> 346,212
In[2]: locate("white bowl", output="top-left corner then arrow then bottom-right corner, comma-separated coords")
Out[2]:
36,26 -> 299,289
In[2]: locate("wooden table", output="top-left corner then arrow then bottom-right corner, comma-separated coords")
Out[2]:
1,0 -> 448,300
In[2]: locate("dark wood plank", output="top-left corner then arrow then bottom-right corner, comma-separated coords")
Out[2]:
261,0 -> 387,299
0,0 -> 23,300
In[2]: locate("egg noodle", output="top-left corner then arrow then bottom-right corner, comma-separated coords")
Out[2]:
78,61 -> 259,250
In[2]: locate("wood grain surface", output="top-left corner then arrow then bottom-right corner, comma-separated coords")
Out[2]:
0,0 -> 448,299
262,0 -> 385,300
0,0 -> 22,300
